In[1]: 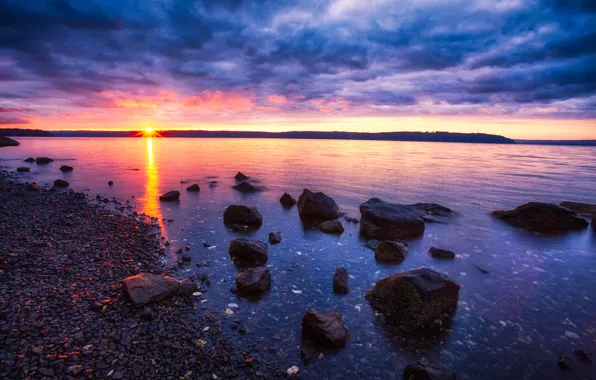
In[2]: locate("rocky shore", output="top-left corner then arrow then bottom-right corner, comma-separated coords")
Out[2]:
0,175 -> 282,379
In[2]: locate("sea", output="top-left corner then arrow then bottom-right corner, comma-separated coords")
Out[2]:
2,137 -> 596,379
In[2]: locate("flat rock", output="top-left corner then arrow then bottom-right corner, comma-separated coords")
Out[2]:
186,184 -> 200,192
24,157 -> 35,163
235,172 -> 249,181
429,247 -> 455,259
0,136 -> 19,147
229,238 -> 268,267
560,201 -> 596,217
269,231 -> 282,244
492,202 -> 588,233
235,267 -> 271,295
53,179 -> 69,188
223,205 -> 263,230
365,267 -> 460,330
360,198 -> 452,240
121,273 -> 180,306
35,157 -> 54,164
280,192 -> 297,207
159,191 -> 180,202
374,240 -> 408,263
404,361 -> 456,380
319,220 -> 345,234
297,189 -> 339,220
16,167 -> 30,173
333,267 -> 349,294
59,165 -> 74,172
301,309 -> 349,348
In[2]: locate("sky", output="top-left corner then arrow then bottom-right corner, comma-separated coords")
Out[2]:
0,0 -> 595,139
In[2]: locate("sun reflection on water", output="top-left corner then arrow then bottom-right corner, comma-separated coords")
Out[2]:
139,137 -> 165,230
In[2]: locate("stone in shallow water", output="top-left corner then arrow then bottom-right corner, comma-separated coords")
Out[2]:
333,267 -> 349,294
121,273 -> 180,306
16,167 -> 29,173
269,231 -> 282,244
59,165 -> 73,172
234,171 -> 249,180
229,238 -> 268,267
429,247 -> 455,259
403,361 -> 455,380
35,156 -> 54,164
319,220 -> 345,235
297,189 -> 339,221
374,240 -> 408,263
280,192 -> 297,207
559,201 -> 596,217
301,309 -> 349,348
159,191 -> 180,202
492,202 -> 588,233
223,205 -> 263,230
235,267 -> 271,295
365,267 -> 460,330
186,183 -> 200,192
24,157 -> 35,163
176,279 -> 199,297
232,181 -> 260,193
53,179 -> 69,188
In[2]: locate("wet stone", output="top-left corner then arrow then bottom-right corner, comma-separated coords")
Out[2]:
269,231 -> 282,244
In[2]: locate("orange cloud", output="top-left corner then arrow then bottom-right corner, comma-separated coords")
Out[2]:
182,90 -> 254,112
267,94 -> 288,104
104,90 -> 179,108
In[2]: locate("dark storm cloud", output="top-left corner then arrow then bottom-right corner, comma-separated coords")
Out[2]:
0,0 -> 594,118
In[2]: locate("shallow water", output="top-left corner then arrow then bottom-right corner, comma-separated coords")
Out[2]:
2,137 -> 596,379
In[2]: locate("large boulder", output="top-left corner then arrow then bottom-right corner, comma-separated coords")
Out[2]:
235,267 -> 271,295
121,273 -> 180,306
559,201 -> 596,217
319,220 -> 345,235
229,238 -> 268,267
223,205 -> 263,230
297,189 -> 339,220
333,267 -> 349,294
374,240 -> 408,263
0,136 -> 19,148
280,192 -> 297,208
35,157 -> 54,164
360,198 -> 452,240
53,179 -> 69,188
365,268 -> 460,330
404,361 -> 455,380
492,202 -> 588,233
59,165 -> 73,172
159,191 -> 180,202
301,309 -> 349,348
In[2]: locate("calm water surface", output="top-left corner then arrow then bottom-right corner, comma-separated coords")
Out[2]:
2,137 -> 596,379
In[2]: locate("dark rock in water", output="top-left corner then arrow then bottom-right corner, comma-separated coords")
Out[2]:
280,192 -> 297,208
27,182 -> 39,191
229,238 -> 268,267
24,157 -> 35,163
557,355 -> 572,370
108,180 -> 114,186
374,240 -> 408,263
297,189 -> 339,220
560,201 -> 596,217
159,190 -> 180,202
269,231 -> 282,244
35,157 -> 54,164
140,307 -> 154,321
474,265 -> 489,274
176,279 -> 199,297
223,205 -> 263,230
17,167 -> 30,173
344,216 -> 359,224
232,181 -> 259,193
365,239 -> 379,250
301,309 -> 349,348
429,247 -> 456,259
209,180 -> 218,188
333,267 -> 349,294
186,183 -> 200,192
235,267 -> 271,295
0,136 -> 20,147
360,198 -> 452,240
121,273 -> 180,306
365,267 -> 460,330
319,220 -> 345,234
53,179 -> 69,188
492,202 -> 588,233
235,172 -> 249,181
404,361 -> 455,380
574,349 -> 591,363
59,165 -> 73,172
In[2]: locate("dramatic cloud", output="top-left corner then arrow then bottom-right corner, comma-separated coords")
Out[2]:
0,0 -> 594,135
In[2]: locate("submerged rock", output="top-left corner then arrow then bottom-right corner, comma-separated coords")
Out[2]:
16,167 -> 30,173
319,220 -> 345,235
0,136 -> 19,147
374,240 -> 408,263
404,361 -> 456,380
559,201 -> 596,217
269,231 -> 282,244
108,180 -> 114,186
223,205 -> 263,230
301,309 -> 349,348
280,192 -> 297,208
186,183 -> 200,192
429,247 -> 455,259
53,179 -> 69,188
159,191 -> 180,202
365,267 -> 460,330
297,189 -> 339,220
35,157 -> 54,164
232,181 -> 259,193
492,202 -> 588,233
235,267 -> 271,295
333,267 -> 349,294
59,165 -> 73,172
574,349 -> 592,363
229,238 -> 268,267
557,355 -> 572,370
235,172 -> 249,181
121,273 -> 180,306
24,157 -> 35,163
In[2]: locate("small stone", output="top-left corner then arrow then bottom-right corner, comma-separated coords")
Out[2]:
186,184 -> 200,192
404,361 -> 455,380
53,179 -> 69,188
319,220 -> 345,235
429,247 -> 456,259
557,355 -> 572,370
59,165 -> 74,172
280,192 -> 297,208
269,231 -> 282,244
574,349 -> 591,362
333,267 -> 349,294
108,181 -> 114,186
17,167 -> 30,173
140,307 -> 154,321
